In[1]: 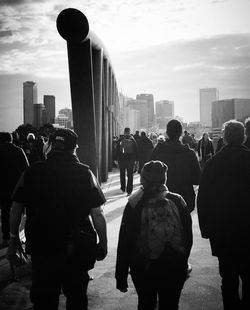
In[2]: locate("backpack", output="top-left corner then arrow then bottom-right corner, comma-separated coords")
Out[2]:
120,137 -> 134,154
137,194 -> 185,260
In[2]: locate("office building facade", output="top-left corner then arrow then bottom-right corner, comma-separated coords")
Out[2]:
44,95 -> 56,124
23,81 -> 38,125
200,88 -> 219,127
155,100 -> 174,130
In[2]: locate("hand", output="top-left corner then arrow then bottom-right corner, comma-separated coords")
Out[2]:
96,243 -> 107,261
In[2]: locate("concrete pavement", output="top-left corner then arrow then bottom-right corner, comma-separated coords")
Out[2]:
0,169 -> 223,309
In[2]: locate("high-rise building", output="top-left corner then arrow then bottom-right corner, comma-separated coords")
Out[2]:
33,103 -> 46,128
136,94 -> 155,129
155,100 -> 174,130
200,88 -> 219,127
23,81 -> 38,124
44,95 -> 55,124
212,98 -> 250,129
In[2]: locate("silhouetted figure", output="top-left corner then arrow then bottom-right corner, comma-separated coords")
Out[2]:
0,132 -> 29,247
197,132 -> 214,168
215,135 -> 225,153
116,127 -> 138,195
137,131 -> 154,173
134,130 -> 141,145
151,119 -> 201,213
116,160 -> 192,310
23,133 -> 44,163
244,117 -> 250,149
197,120 -> 250,309
9,129 -> 108,310
182,130 -> 193,148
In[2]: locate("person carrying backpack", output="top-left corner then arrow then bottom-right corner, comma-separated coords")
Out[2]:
116,127 -> 138,196
115,160 -> 193,310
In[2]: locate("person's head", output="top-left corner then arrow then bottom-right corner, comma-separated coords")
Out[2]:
124,127 -> 131,137
141,131 -> 146,138
51,128 -> 78,153
223,120 -> 245,146
166,119 -> 182,140
27,133 -> 35,142
135,130 -> 139,136
141,160 -> 168,188
184,130 -> 188,135
202,132 -> 209,141
244,117 -> 250,138
0,132 -> 13,143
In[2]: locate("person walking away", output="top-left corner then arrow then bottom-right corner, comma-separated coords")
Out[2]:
244,117 -> 250,149
151,120 -> 201,214
116,160 -> 192,310
197,120 -> 250,309
197,132 -> 214,168
116,127 -> 138,195
0,132 -> 29,247
134,130 -> 141,145
137,131 -> 154,173
151,119 -> 200,275
8,128 -> 108,310
182,130 -> 193,148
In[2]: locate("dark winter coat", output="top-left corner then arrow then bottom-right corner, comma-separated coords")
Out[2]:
197,144 -> 250,257
0,142 -> 29,203
197,138 -> 214,163
150,140 -> 201,212
116,135 -> 138,162
115,186 -> 192,290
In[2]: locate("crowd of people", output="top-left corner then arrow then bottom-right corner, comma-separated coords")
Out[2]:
0,117 -> 250,309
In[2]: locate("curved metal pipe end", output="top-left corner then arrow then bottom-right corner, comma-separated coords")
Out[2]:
56,8 -> 89,43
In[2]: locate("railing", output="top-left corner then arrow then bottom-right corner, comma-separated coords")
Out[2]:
57,8 -> 121,182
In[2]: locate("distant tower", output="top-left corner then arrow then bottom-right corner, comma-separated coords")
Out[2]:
200,88 -> 219,127
44,95 -> 56,124
23,81 -> 38,125
155,100 -> 174,130
136,94 -> 155,129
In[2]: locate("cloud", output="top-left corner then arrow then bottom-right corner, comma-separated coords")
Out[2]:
0,0 -> 48,5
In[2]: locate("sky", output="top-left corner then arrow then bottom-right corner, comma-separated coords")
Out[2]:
0,0 -> 250,131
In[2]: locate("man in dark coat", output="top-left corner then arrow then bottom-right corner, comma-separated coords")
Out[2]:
151,120 -> 201,213
116,127 -> 138,195
137,131 -> 154,173
9,128 -> 108,310
0,132 -> 29,247
197,120 -> 250,309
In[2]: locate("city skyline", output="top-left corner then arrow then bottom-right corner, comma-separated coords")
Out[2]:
0,0 -> 250,131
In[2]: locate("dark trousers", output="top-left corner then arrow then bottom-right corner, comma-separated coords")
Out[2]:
30,255 -> 90,310
131,268 -> 186,310
0,200 -> 11,240
119,160 -> 134,194
218,254 -> 250,309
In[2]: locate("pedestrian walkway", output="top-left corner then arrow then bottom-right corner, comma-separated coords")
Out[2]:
0,169 -> 223,309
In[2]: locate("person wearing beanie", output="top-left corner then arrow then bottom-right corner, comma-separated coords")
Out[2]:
116,160 -> 193,309
9,128 -> 108,309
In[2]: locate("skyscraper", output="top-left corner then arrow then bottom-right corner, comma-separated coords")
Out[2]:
23,81 -> 38,124
44,95 -> 56,124
200,88 -> 219,127
155,100 -> 174,130
136,94 -> 155,129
